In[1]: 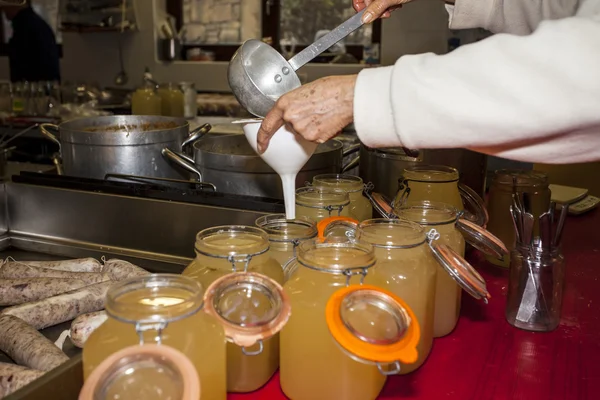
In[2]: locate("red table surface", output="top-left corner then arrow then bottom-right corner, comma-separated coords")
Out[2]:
230,209 -> 600,400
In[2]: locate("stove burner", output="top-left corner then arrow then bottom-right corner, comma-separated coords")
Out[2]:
12,172 -> 285,214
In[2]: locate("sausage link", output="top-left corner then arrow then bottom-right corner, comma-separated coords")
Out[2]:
0,263 -> 109,284
0,315 -> 69,371
1,281 -> 114,330
0,278 -> 95,306
103,259 -> 149,281
70,311 -> 108,348
0,258 -> 102,273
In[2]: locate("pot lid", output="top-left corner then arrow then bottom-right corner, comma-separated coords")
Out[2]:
79,344 -> 200,400
426,230 -> 491,303
203,272 -> 291,349
325,285 -> 420,368
459,183 -> 489,227
456,217 -> 509,260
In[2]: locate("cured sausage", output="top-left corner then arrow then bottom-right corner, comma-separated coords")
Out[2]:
0,278 -> 95,306
69,311 -> 108,348
1,281 -> 114,330
0,258 -> 102,273
0,315 -> 69,371
0,264 -> 109,285
0,367 -> 46,398
103,259 -> 149,281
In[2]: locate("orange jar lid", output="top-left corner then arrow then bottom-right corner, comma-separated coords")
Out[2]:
316,216 -> 359,241
325,284 -> 420,372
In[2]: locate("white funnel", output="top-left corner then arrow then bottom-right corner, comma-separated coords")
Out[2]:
239,121 -> 318,219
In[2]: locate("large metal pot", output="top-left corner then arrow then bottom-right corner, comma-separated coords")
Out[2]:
162,134 -> 359,199
39,116 -> 210,182
359,145 -> 488,199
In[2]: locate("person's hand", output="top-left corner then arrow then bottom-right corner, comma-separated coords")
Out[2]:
353,0 -> 410,23
257,75 -> 357,154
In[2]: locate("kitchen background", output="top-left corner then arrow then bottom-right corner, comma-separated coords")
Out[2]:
1,0 -> 593,191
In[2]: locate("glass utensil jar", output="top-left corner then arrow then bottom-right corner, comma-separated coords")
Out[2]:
486,170 -> 551,268
295,186 -> 351,223
255,214 -> 317,281
281,239 -> 419,400
505,247 -> 565,332
312,174 -> 373,221
181,226 -> 283,393
82,274 -> 226,400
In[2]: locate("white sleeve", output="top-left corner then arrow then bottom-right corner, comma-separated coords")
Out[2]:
447,0 -> 581,35
353,14 -> 600,164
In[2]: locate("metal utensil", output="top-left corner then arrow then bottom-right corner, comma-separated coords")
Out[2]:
115,35 -> 128,86
552,204 -> 569,248
509,205 -> 521,244
228,9 -> 366,118
539,211 -> 552,251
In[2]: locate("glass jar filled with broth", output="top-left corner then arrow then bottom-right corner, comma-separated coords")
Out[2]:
82,274 -> 226,400
319,217 -> 437,373
131,83 -> 161,116
281,239 -> 420,400
391,165 -> 488,227
312,174 -> 373,221
486,170 -> 551,268
157,83 -> 184,117
295,186 -> 351,223
255,214 -> 317,281
80,344 -> 201,400
181,226 -> 284,393
395,201 -> 506,337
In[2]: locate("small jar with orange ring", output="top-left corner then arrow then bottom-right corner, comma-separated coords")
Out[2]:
280,237 -> 420,400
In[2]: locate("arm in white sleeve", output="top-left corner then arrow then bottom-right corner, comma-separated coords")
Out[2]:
353,14 -> 600,164
448,0 -> 581,35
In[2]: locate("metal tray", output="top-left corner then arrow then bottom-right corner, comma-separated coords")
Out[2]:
0,180 -> 274,399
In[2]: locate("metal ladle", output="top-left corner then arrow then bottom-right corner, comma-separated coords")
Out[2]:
228,9 -> 367,118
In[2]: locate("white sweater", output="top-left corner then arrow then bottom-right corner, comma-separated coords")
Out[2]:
353,0 -> 600,164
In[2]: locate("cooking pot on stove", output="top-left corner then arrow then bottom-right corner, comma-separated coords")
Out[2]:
39,116 -> 210,184
162,134 -> 359,199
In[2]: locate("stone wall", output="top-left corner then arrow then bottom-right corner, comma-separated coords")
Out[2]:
182,0 -> 260,44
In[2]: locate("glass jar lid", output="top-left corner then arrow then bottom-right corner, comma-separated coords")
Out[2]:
456,217 -> 508,260
255,214 -> 317,244
203,272 -> 291,351
326,285 -> 420,373
425,229 -> 490,302
297,239 -> 376,276
79,344 -> 200,400
195,226 -> 270,270
312,174 -> 364,193
402,165 -> 459,183
366,191 -> 396,219
105,274 -> 204,343
459,183 -> 489,227
295,186 -> 350,209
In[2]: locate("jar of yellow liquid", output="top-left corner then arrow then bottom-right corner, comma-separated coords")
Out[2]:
295,186 -> 351,223
255,214 -> 317,281
157,83 -> 184,117
131,85 -> 161,116
82,274 -> 226,400
80,344 -> 201,400
312,174 -> 373,221
319,217 -> 437,373
203,272 -> 291,378
181,226 -> 284,393
281,239 -> 420,400
486,170 -> 551,268
395,201 -> 506,337
392,165 -> 488,227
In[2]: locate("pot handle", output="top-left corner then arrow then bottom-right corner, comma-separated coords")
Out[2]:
161,147 -> 203,182
341,143 -> 360,173
39,123 -> 61,151
182,123 -> 212,150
